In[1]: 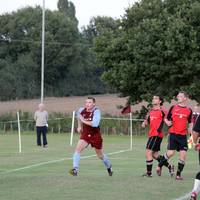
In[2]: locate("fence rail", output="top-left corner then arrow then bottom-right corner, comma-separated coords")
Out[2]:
0,116 -> 146,135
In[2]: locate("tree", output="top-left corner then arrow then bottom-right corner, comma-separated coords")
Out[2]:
0,1 -> 108,100
94,0 -> 200,103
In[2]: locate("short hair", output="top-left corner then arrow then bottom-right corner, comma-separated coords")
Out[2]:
154,95 -> 164,106
87,96 -> 96,103
178,91 -> 189,98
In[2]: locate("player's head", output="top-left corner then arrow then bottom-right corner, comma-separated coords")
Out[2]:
177,91 -> 188,103
38,103 -> 45,111
85,97 -> 96,111
152,95 -> 164,106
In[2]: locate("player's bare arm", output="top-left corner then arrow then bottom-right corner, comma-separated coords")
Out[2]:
77,118 -> 82,133
79,115 -> 93,126
164,118 -> 172,126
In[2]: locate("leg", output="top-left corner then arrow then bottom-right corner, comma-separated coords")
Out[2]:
190,171 -> 200,200
156,150 -> 175,176
176,135 -> 188,180
144,149 -> 153,177
153,151 -> 174,177
69,139 -> 88,176
73,139 -> 88,168
36,127 -> 41,146
42,126 -> 48,147
95,148 -> 113,176
176,150 -> 187,179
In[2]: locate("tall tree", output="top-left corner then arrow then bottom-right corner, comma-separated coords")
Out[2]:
94,0 -> 200,103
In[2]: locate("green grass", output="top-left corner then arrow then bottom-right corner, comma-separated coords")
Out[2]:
0,132 -> 199,200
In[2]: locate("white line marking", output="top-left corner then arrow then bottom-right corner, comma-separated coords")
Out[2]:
172,192 -> 191,200
1,149 -> 131,174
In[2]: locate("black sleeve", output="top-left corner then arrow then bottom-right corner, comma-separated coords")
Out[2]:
147,115 -> 150,124
167,106 -> 174,120
188,108 -> 193,123
157,110 -> 165,133
193,115 -> 200,133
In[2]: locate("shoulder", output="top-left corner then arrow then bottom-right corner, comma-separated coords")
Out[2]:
77,107 -> 84,114
93,107 -> 101,114
35,110 -> 39,114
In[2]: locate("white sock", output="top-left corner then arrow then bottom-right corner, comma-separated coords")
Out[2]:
193,179 -> 200,194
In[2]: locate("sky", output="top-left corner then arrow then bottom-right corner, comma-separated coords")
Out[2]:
1,0 -> 137,28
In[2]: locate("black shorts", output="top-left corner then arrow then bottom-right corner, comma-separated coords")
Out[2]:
167,133 -> 188,151
146,136 -> 162,152
193,115 -> 200,133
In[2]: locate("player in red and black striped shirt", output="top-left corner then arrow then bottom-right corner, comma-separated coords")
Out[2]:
142,95 -> 174,177
156,91 -> 192,180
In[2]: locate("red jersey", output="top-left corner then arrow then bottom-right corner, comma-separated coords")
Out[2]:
147,108 -> 165,138
167,104 -> 192,135
80,108 -> 100,135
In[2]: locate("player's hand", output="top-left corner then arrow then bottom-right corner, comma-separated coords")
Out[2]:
141,121 -> 147,128
194,143 -> 200,151
77,127 -> 82,133
165,119 -> 172,127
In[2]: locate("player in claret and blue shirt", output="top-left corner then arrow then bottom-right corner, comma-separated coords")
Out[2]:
69,97 -> 113,177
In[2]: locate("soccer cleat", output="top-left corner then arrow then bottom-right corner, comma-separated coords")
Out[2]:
142,173 -> 152,178
69,168 -> 78,176
175,175 -> 183,180
107,166 -> 113,176
168,164 -> 175,177
190,192 -> 197,200
156,166 -> 162,176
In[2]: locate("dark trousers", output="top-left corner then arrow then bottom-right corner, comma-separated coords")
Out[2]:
36,126 -> 47,146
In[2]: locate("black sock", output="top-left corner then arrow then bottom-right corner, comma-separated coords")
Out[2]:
176,160 -> 185,177
146,160 -> 153,175
156,155 -> 162,163
158,154 -> 169,168
157,155 -> 170,168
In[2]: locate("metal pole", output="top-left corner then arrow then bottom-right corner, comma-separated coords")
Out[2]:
130,112 -> 133,150
41,0 -> 45,103
17,112 -> 22,153
70,111 -> 76,146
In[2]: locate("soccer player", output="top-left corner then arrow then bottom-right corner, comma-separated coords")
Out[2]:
142,95 -> 174,177
189,114 -> 200,200
156,91 -> 192,180
69,97 -> 113,176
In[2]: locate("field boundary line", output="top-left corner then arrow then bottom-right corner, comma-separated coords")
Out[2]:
172,192 -> 191,200
1,148 -> 131,174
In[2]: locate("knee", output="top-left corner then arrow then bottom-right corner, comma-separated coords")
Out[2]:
196,172 -> 200,180
97,154 -> 103,160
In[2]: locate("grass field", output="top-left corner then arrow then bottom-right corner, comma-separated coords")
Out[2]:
0,133 -> 199,200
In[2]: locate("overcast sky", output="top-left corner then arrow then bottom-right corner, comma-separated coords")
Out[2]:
1,0 -> 137,28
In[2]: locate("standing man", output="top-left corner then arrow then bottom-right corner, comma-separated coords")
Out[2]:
69,97 -> 113,176
34,103 -> 48,148
142,95 -> 174,177
156,91 -> 192,180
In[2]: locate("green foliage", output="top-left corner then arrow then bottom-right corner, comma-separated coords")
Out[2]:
94,0 -> 200,104
0,0 -> 109,100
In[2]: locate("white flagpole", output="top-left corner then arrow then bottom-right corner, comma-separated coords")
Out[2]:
17,112 -> 22,153
41,0 -> 45,103
70,111 -> 75,146
130,112 -> 133,150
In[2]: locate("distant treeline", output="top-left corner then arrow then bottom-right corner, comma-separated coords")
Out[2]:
0,0 -> 115,100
